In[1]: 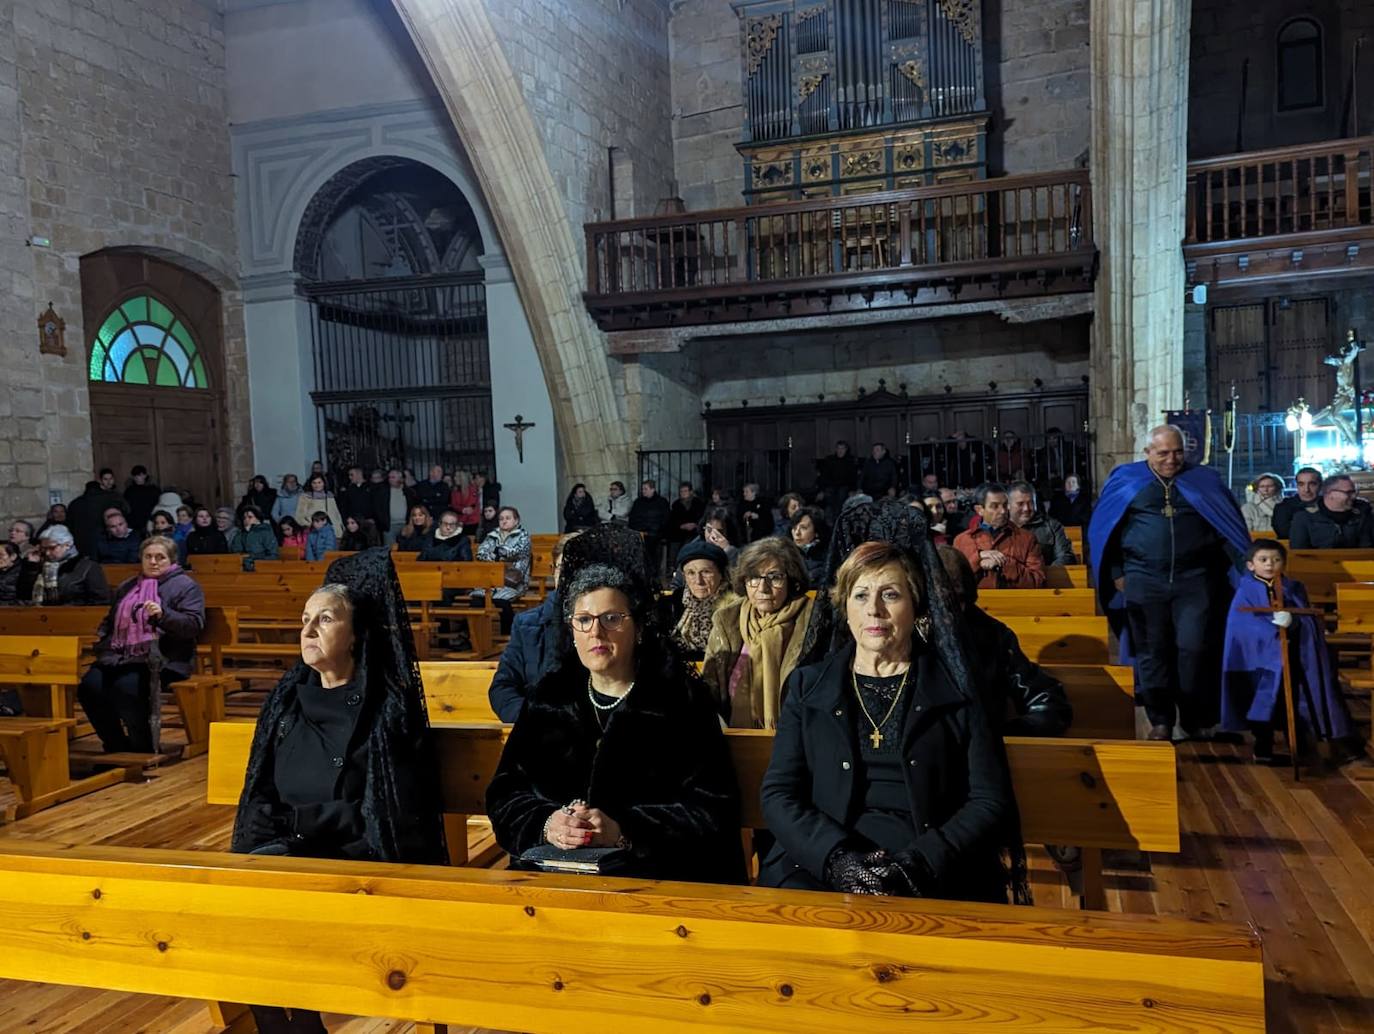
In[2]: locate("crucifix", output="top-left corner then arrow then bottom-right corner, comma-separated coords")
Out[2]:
503,414 -> 536,463
1238,571 -> 1326,781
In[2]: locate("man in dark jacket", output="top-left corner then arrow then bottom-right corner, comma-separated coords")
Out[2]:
1271,467 -> 1322,539
488,534 -> 573,721
67,474 -> 126,558
667,482 -> 706,569
17,525 -> 110,605
735,482 -> 774,542
414,464 -> 450,520
337,466 -> 377,526
816,441 -> 858,520
860,443 -> 900,498
937,546 -> 1073,736
1007,481 -> 1077,566
628,480 -> 672,579
1289,475 -> 1374,549
418,511 -> 474,562
95,507 -> 143,564
123,465 -> 160,533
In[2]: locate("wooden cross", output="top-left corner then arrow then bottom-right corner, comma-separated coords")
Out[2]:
502,414 -> 536,464
1238,572 -> 1325,781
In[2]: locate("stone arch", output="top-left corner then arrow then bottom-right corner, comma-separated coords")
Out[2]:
389,0 -> 631,482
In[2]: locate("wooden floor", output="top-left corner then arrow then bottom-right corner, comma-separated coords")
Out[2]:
0,696 -> 1371,1032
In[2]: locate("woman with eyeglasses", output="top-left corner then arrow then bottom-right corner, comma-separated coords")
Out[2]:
702,536 -> 815,728
485,541 -> 744,885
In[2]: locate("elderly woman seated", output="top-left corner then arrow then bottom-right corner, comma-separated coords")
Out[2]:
16,525 -> 110,606
759,501 -> 1028,904
486,558 -> 744,884
702,536 -> 815,728
232,548 -> 446,1033
77,534 -> 205,753
670,538 -> 731,658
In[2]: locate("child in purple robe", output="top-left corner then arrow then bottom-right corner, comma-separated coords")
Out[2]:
1221,541 -> 1353,763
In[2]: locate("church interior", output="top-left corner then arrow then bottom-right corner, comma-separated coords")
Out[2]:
0,0 -> 1373,1030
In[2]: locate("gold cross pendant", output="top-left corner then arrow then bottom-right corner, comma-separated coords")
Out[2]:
1162,505 -> 1175,518
869,728 -> 883,749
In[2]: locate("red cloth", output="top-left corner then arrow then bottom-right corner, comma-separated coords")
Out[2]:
952,523 -> 1045,589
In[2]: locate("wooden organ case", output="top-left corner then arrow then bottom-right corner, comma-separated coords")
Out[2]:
737,0 -> 988,202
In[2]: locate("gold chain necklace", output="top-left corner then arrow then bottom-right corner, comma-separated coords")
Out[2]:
1150,469 -> 1176,519
851,664 -> 910,749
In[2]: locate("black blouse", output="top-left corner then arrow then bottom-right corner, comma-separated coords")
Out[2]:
852,670 -> 916,853
272,672 -> 370,856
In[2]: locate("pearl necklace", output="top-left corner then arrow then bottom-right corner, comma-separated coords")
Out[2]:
587,675 -> 634,710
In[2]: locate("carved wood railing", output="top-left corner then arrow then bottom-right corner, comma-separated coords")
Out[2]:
584,169 -> 1093,300
1185,136 -> 1374,245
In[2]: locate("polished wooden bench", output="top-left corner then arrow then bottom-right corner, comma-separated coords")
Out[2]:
208,721 -> 1177,911
414,659 -> 1135,739
1286,550 -> 1374,605
1043,563 -> 1090,589
0,637 -> 145,816
999,615 -> 1111,664
977,587 -> 1098,617
0,840 -> 1265,1034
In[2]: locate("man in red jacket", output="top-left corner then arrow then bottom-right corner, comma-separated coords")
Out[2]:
952,482 -> 1046,589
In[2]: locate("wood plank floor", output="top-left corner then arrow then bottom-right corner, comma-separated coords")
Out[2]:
0,695 -> 1370,1033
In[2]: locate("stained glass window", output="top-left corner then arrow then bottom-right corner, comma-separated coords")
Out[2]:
88,295 -> 207,388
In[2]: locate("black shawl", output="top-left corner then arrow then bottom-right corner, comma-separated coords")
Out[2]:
230,547 -> 447,864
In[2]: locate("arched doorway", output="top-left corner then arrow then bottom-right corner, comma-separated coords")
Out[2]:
295,158 -> 494,483
82,251 -> 230,508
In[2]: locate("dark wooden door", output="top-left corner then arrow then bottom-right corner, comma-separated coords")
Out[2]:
1210,303 -> 1269,411
1209,297 -> 1332,412
1271,298 -> 1332,409
90,388 -> 224,509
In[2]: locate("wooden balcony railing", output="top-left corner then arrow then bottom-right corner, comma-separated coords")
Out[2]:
1185,136 -> 1374,244
583,170 -> 1096,331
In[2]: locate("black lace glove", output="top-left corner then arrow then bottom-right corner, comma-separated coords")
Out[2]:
824,846 -> 896,895
242,802 -> 291,846
887,850 -> 934,897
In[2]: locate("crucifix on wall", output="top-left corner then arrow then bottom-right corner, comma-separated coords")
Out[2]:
503,414 -> 536,463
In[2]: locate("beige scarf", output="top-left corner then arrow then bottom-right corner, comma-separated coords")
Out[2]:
707,594 -> 813,729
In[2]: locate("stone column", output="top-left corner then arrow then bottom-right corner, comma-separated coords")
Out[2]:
1089,0 -> 1192,475
243,272 -> 317,481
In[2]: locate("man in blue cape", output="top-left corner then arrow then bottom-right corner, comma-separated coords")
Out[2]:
1089,425 -> 1251,740
1221,540 -> 1352,761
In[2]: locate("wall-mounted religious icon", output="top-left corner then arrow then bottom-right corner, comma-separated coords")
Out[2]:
503,414 -> 536,464
37,303 -> 66,357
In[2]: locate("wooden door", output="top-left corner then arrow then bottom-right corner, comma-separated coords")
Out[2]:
1210,303 -> 1269,411
1270,298 -> 1332,409
90,389 -> 224,509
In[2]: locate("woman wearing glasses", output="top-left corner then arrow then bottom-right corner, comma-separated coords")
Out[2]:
702,537 -> 815,728
485,548 -> 744,884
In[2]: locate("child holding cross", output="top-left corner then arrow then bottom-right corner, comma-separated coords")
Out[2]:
1220,540 -> 1353,764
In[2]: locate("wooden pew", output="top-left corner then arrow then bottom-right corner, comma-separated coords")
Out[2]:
977,587 -> 1097,617
0,840 -> 1265,1034
1043,564 -> 1090,589
0,607 -> 239,758
999,615 -> 1111,664
1285,549 -> 1374,604
0,637 -> 145,816
1334,582 -> 1374,694
208,721 -> 1178,911
412,660 -> 1135,739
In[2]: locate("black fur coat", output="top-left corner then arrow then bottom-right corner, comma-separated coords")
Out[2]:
485,646 -> 746,885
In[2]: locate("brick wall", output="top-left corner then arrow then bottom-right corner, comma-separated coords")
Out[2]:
0,0 -> 246,521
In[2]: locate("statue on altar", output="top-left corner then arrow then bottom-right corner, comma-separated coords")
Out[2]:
1304,330 -> 1366,470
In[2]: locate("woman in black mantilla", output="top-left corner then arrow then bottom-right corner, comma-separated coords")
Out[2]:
231,547 -> 446,1033
486,524 -> 744,885
760,499 -> 1030,904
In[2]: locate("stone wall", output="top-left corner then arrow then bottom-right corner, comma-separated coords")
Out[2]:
669,0 -> 744,212
1189,0 -> 1374,157
693,314 -> 1090,410
0,0 -> 246,521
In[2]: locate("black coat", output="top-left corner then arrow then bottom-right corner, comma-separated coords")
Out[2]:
1047,490 -> 1093,529
185,526 -> 230,556
736,496 -> 774,540
759,644 -> 1012,903
417,531 -> 472,562
337,482 -> 376,524
96,532 -> 143,564
860,455 -> 900,498
563,494 -> 599,532
488,594 -> 562,722
17,553 -> 111,606
667,497 -> 706,542
124,482 -> 161,532
962,607 -> 1072,736
628,494 -> 671,536
0,564 -> 21,605
486,651 -> 745,884
816,453 -> 858,494
1271,495 -> 1317,540
1290,503 -> 1374,549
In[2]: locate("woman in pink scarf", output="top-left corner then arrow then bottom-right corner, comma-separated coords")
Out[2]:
77,535 -> 205,754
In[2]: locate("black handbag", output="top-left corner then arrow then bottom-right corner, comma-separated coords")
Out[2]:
512,843 -> 636,876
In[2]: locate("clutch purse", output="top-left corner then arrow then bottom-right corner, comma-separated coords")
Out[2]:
513,843 -> 635,875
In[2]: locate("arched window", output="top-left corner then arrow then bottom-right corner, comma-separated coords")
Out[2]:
1277,18 -> 1323,113
88,294 -> 207,388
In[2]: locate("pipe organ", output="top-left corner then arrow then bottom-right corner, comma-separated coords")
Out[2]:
737,0 -> 987,201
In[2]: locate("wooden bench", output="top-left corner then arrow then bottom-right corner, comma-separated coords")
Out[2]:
0,840 -> 1265,1034
999,615 -> 1111,664
412,659 -> 1135,739
1044,563 -> 1090,589
977,587 -> 1098,617
1286,549 -> 1374,605
0,638 -> 146,816
208,721 -> 1178,911
0,607 -> 239,759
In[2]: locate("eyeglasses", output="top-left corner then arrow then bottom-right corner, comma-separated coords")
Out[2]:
571,611 -> 630,633
746,572 -> 789,589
